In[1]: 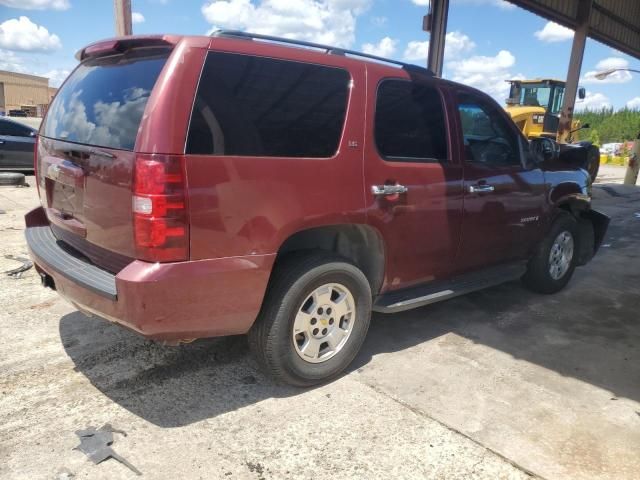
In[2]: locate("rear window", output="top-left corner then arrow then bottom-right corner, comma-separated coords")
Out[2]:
186,52 -> 351,158
43,49 -> 169,151
375,79 -> 448,162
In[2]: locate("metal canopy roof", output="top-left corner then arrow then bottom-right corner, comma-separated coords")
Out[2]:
507,0 -> 640,60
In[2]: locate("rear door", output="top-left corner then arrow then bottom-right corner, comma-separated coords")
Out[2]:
454,90 -> 546,272
37,46 -> 172,270
364,71 -> 464,292
0,119 -> 35,169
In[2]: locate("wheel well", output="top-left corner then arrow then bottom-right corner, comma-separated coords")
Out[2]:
275,225 -> 385,294
557,200 -> 588,218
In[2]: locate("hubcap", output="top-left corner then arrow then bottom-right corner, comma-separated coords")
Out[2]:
292,283 -> 356,364
549,230 -> 574,280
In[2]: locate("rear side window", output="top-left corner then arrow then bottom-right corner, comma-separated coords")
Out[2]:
186,52 -> 350,157
43,49 -> 169,151
375,80 -> 448,162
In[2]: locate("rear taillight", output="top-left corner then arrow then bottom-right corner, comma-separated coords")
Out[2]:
132,154 -> 189,262
34,136 -> 39,195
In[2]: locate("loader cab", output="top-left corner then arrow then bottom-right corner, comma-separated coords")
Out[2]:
506,79 -> 566,115
505,79 -> 585,140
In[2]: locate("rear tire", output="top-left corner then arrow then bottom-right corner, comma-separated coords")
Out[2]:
523,212 -> 578,294
249,253 -> 372,387
0,172 -> 26,186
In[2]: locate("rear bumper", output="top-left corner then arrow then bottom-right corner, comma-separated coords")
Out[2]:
25,207 -> 275,342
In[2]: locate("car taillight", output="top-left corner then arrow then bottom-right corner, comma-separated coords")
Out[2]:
34,136 -> 39,196
132,154 -> 189,262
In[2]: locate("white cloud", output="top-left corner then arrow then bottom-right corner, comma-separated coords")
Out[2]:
370,16 -> 387,27
626,97 -> 640,109
582,57 -> 633,84
0,49 -> 27,73
448,49 -> 515,73
403,40 -> 428,62
447,50 -> 517,100
575,91 -> 611,111
202,0 -> 371,48
402,29 -> 513,101
0,0 -> 70,10
132,12 -> 145,24
42,69 -> 71,87
0,16 -> 61,52
0,47 -> 72,86
362,36 -> 396,57
443,31 -> 475,57
455,0 -> 514,9
534,21 -> 573,43
412,0 -> 513,7
403,30 -> 475,62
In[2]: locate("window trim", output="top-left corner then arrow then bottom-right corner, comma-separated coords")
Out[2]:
373,77 -> 451,164
456,90 -> 523,168
184,50 -> 354,160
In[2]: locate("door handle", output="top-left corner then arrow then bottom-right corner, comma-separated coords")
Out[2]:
372,184 -> 408,196
0,140 -> 5,144
468,184 -> 495,194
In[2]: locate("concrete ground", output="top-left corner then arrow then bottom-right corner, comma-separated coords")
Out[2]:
1,174 -> 639,480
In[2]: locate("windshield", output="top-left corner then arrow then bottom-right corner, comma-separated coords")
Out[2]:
519,84 -> 551,109
43,48 -> 169,151
517,83 -> 565,115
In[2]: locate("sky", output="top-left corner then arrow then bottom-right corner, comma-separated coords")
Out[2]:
0,0 -> 638,110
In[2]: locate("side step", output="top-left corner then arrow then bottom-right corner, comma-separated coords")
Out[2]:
373,261 -> 527,313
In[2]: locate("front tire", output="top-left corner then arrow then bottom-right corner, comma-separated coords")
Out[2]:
249,253 -> 372,387
523,212 -> 578,294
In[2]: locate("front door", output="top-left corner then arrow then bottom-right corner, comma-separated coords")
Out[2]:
454,91 -> 546,273
364,72 -> 464,292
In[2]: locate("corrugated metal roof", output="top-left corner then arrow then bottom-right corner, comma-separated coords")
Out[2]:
507,0 -> 640,59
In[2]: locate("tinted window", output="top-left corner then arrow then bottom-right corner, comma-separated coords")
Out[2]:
374,80 -> 448,162
186,52 -> 350,157
43,49 -> 169,151
458,93 -> 520,166
0,119 -> 33,137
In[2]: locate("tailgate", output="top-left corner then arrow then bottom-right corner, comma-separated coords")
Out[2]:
37,47 -> 171,271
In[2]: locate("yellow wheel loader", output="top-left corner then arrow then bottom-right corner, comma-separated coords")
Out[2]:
505,79 -> 600,181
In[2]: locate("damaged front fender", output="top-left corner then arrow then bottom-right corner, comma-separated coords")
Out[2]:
576,209 -> 610,266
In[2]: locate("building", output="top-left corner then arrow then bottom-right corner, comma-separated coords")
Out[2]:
0,70 -> 57,117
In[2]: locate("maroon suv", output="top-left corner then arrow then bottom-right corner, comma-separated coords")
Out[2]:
25,32 -> 609,386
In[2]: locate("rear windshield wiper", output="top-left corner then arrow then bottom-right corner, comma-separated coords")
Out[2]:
62,145 -> 116,160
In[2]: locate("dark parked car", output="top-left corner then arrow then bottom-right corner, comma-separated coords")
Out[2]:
0,117 -> 36,171
25,32 -> 609,386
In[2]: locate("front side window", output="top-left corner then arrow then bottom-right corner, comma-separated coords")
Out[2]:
458,93 -> 520,167
0,119 -> 33,137
186,52 -> 351,158
374,80 -> 448,162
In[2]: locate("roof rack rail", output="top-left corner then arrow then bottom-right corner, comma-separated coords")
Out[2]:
211,30 -> 434,76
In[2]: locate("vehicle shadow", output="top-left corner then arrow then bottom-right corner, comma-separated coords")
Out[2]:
59,184 -> 640,427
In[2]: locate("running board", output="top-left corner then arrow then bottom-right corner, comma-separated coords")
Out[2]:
373,262 -> 527,313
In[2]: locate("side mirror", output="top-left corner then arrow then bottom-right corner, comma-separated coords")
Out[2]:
582,123 -> 590,129
578,87 -> 586,100
530,137 -> 559,164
